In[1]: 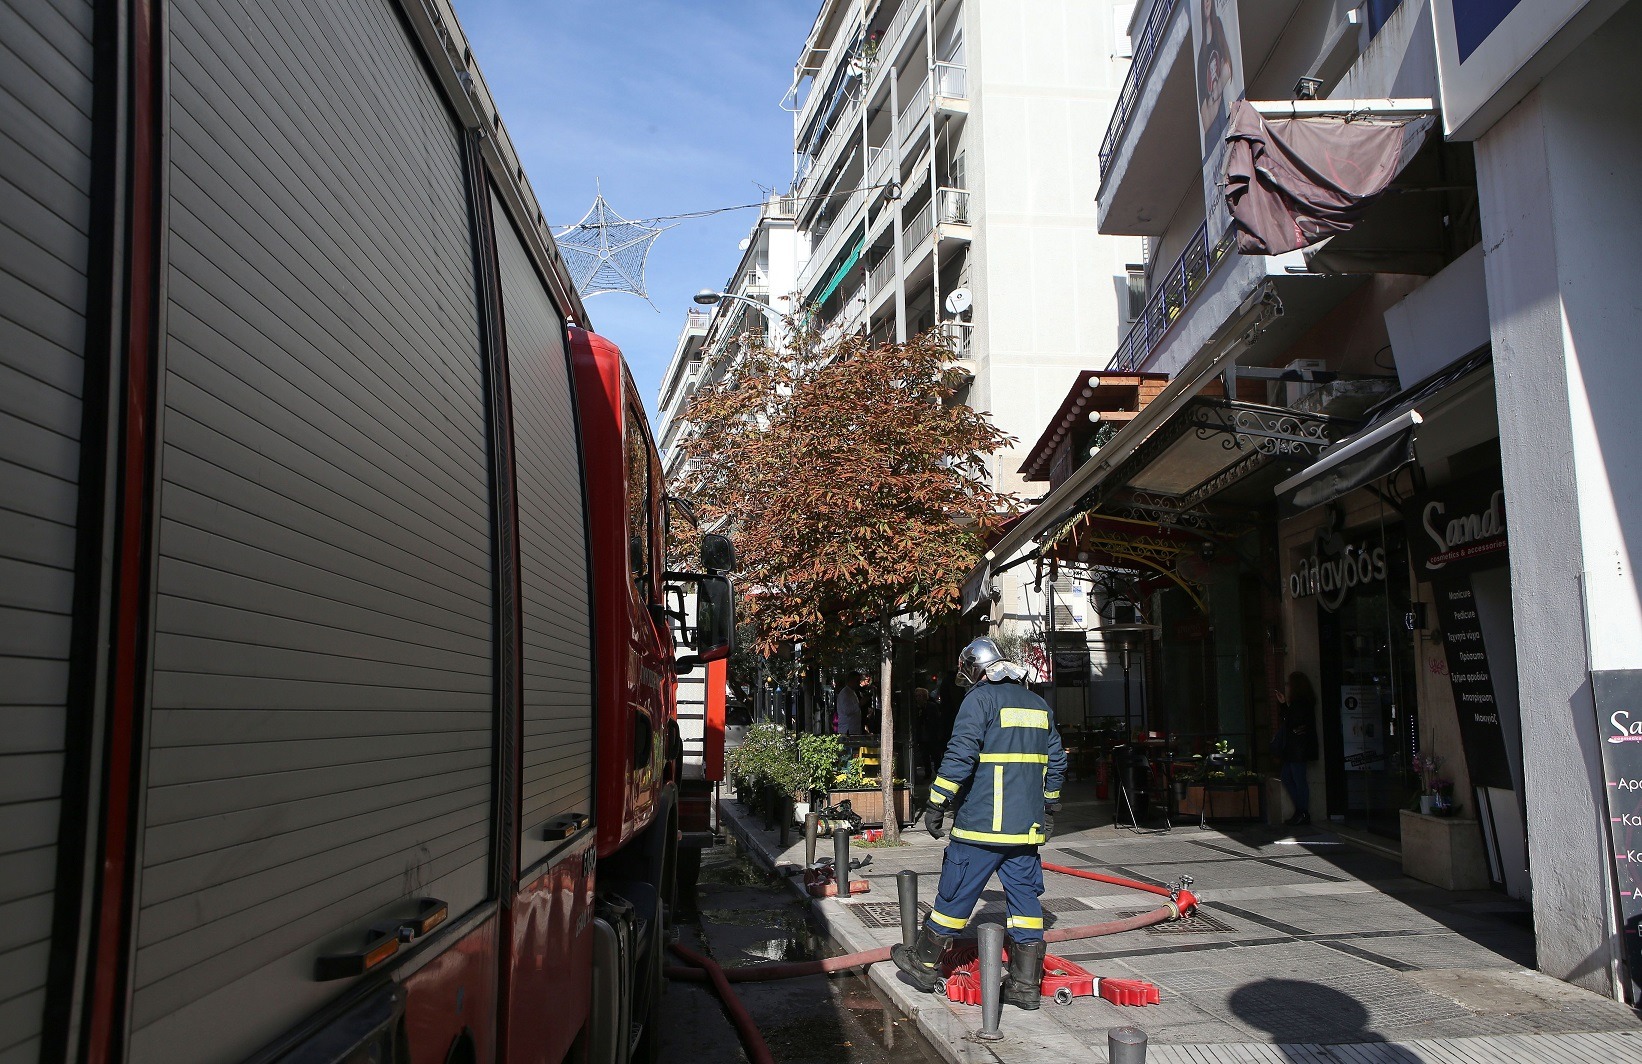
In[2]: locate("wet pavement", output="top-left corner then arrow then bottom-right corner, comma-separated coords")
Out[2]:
658,842 -> 941,1064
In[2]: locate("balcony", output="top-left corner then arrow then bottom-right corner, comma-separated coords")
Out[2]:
902,200 -> 934,259
939,320 -> 974,360
1099,0 -> 1180,182
796,94 -> 863,205
1109,221 -> 1230,373
798,185 -> 867,295
937,186 -> 970,226
868,250 -> 896,298
898,75 -> 929,149
867,144 -> 893,191
868,0 -> 927,95
933,62 -> 968,116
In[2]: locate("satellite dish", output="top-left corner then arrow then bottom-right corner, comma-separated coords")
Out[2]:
738,238 -> 752,251
944,288 -> 972,316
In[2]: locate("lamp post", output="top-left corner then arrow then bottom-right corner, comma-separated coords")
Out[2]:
693,289 -> 801,344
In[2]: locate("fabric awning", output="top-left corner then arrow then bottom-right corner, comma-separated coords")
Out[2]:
816,233 -> 865,303
1273,409 -> 1421,511
1225,99 -> 1436,256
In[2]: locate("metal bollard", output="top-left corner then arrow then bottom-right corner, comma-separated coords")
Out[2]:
976,923 -> 1005,1041
804,812 -> 819,867
834,824 -> 851,895
1108,1025 -> 1147,1064
896,870 -> 919,948
778,796 -> 791,848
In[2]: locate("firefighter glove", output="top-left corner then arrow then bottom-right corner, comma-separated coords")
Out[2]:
924,804 -> 947,839
1043,801 -> 1061,841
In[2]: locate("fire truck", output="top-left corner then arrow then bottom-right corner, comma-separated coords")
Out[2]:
0,0 -> 731,1061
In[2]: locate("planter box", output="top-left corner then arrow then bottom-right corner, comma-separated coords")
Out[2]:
1400,810 -> 1490,891
826,786 -> 911,829
1177,783 -> 1264,821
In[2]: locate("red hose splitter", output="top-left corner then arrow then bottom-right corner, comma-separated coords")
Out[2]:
935,942 -> 1161,1007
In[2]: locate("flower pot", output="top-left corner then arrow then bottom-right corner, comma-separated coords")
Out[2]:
825,786 -> 911,829
1178,782 -> 1264,821
1420,794 -> 1435,816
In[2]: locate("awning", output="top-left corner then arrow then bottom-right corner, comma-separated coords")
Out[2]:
1272,409 -> 1421,511
1225,99 -> 1436,257
815,233 -> 865,303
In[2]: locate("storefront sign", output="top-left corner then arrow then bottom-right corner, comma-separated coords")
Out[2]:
1409,478 -> 1515,789
1594,669 -> 1642,1000
1288,541 -> 1387,612
1341,684 -> 1385,771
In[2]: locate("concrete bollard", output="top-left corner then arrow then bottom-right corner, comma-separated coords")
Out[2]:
1109,1025 -> 1147,1064
977,923 -> 1005,1041
834,824 -> 851,895
804,812 -> 819,867
896,870 -> 919,948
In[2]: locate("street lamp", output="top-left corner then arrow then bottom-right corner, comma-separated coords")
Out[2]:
693,288 -> 797,335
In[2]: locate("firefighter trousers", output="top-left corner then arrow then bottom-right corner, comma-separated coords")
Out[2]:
924,838 -> 1045,944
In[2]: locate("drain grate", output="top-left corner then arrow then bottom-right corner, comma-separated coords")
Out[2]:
1112,909 -> 1234,934
845,901 -> 931,929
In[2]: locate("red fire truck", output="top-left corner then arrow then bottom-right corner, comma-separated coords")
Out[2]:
0,0 -> 730,1061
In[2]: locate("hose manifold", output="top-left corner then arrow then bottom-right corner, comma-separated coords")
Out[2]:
1168,875 -> 1198,917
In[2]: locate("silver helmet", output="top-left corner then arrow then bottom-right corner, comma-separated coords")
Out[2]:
956,637 -> 1027,687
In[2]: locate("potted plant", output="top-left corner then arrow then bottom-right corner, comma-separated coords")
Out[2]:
1412,751 -> 1446,816
1178,740 -> 1265,820
825,755 -> 911,829
794,733 -> 844,823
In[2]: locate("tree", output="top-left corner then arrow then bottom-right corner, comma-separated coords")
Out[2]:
678,329 -> 1017,840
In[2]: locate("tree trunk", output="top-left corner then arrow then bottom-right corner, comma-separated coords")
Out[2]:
879,621 -> 900,843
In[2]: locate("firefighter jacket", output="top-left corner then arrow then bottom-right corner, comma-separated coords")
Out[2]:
926,680 -> 1066,846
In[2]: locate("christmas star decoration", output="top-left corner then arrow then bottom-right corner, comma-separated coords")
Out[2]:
553,183 -> 672,305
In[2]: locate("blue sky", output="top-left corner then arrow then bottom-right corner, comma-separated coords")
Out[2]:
454,0 -> 818,417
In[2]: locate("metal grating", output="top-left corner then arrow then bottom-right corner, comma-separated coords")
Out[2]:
1112,910 -> 1235,934
846,901 -> 931,929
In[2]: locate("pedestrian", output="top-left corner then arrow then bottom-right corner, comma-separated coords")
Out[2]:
892,638 -> 1067,1010
835,672 -> 863,735
1272,671 -> 1318,825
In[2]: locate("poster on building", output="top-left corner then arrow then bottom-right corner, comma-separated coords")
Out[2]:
1593,669 -> 1642,1001
1187,0 -> 1245,242
1408,476 -> 1517,789
1340,684 -> 1383,771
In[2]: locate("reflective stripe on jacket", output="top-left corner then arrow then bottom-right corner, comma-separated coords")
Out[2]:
927,680 -> 1066,845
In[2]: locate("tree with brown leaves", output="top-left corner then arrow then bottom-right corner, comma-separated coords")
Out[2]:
677,329 -> 1017,840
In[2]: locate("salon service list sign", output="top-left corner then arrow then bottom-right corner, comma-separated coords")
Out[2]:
1596,669 -> 1642,1000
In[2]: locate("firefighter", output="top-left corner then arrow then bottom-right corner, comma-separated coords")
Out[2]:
891,637 -> 1067,1010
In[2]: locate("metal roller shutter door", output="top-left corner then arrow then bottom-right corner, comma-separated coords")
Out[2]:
133,0 -> 493,1057
492,194 -> 596,877
0,0 -> 96,1060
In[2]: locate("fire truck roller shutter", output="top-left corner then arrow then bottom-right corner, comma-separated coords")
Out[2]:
132,0 -> 493,1058
0,0 -> 97,1059
492,190 -> 596,878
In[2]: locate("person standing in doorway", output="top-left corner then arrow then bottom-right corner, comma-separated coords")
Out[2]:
835,672 -> 863,735
1272,671 -> 1318,825
893,638 -> 1067,1010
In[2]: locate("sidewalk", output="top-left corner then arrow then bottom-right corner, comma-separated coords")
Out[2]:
719,789 -> 1642,1063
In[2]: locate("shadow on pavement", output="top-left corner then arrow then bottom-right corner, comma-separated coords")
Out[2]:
1227,979 -> 1424,1058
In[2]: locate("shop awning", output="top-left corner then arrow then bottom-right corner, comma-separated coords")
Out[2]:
1225,99 -> 1436,257
1272,409 -> 1421,510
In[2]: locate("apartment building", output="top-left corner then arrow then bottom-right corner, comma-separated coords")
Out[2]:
656,194 -> 800,482
785,0 -> 1142,495
961,0 -> 1642,1001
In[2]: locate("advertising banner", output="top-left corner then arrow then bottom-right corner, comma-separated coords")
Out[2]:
1341,684 -> 1385,771
1408,476 -> 1516,789
1187,0 -> 1245,241
1594,669 -> 1642,1000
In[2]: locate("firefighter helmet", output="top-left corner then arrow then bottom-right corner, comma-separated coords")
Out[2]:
956,637 -> 1026,687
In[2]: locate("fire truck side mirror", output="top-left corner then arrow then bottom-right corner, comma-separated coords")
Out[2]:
694,574 -> 734,662
701,532 -> 734,573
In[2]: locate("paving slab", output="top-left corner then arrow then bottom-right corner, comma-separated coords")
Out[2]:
718,790 -> 1642,1062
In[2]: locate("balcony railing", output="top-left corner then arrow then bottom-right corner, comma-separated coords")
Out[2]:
1098,0 -> 1179,181
875,0 -> 926,84
903,200 -> 934,258
868,251 -> 896,297
937,186 -> 970,225
798,187 -> 867,295
1108,221 -> 1234,373
934,62 -> 967,100
867,144 -> 892,189
898,75 -> 929,134
939,320 -> 974,359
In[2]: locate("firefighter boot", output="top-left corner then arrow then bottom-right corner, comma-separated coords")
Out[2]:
891,926 -> 953,992
1002,939 -> 1047,1010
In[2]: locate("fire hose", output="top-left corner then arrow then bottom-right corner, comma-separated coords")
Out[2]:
664,861 -> 1198,1058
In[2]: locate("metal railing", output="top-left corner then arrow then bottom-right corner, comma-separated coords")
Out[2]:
1098,0 -> 1179,180
898,74 -> 929,134
939,320 -> 974,359
797,93 -> 864,204
867,144 -> 892,190
868,251 -> 896,297
1108,221 -> 1234,373
902,200 -> 934,258
934,61 -> 966,100
876,0 -> 926,83
937,186 -> 970,225
798,187 -> 867,295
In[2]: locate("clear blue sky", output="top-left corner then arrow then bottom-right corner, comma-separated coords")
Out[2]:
454,0 -> 818,418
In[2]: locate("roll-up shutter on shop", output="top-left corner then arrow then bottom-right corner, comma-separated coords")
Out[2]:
492,192 -> 597,877
133,0 -> 493,1057
0,0 -> 97,1059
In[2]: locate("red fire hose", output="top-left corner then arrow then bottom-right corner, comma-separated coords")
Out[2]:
668,942 -> 776,1064
667,864 -> 1197,985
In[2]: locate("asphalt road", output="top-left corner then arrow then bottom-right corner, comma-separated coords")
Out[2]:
658,842 -> 941,1064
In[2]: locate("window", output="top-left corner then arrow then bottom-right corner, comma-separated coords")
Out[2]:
625,405 -> 652,591
1125,264 -> 1147,321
